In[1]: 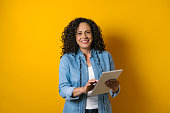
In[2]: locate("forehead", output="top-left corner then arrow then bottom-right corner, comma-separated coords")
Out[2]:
76,22 -> 91,31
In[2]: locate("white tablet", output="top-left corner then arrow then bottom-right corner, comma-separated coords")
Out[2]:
88,69 -> 123,97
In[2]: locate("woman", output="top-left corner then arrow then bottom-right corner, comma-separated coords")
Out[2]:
59,17 -> 120,113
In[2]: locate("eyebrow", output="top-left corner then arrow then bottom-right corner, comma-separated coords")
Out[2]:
77,30 -> 91,32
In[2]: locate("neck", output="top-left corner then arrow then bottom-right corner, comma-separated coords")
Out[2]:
80,48 -> 91,57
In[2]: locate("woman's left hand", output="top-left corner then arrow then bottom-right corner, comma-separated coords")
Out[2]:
105,79 -> 119,93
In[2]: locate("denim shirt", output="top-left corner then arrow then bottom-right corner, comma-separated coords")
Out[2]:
59,49 -> 120,113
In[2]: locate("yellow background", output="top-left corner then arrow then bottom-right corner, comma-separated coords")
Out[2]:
1,0 -> 170,113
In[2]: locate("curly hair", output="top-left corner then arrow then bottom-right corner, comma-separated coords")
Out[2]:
61,17 -> 106,57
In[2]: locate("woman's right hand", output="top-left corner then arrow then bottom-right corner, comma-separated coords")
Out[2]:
72,79 -> 98,97
83,79 -> 98,93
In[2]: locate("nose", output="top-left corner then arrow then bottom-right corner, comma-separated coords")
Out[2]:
82,32 -> 88,39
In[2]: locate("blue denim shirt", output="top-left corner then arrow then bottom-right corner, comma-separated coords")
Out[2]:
59,49 -> 120,113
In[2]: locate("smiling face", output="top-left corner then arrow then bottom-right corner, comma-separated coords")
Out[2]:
76,22 -> 93,51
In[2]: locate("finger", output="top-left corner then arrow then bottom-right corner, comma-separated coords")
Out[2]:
106,81 -> 114,85
106,79 -> 116,83
89,80 -> 98,85
107,81 -> 117,87
89,79 -> 98,81
105,81 -> 110,86
110,79 -> 118,83
106,82 -> 113,88
105,80 -> 110,84
110,80 -> 119,85
88,79 -> 97,83
86,83 -> 92,87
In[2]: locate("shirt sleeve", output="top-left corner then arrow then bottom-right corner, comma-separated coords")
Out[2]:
108,52 -> 115,71
58,55 -> 79,101
108,52 -> 121,97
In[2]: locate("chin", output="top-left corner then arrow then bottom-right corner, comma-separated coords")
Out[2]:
80,46 -> 91,49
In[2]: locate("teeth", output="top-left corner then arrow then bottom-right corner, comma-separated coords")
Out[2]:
81,41 -> 88,42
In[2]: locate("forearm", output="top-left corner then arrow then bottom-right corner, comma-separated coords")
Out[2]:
72,87 -> 86,97
72,79 -> 98,97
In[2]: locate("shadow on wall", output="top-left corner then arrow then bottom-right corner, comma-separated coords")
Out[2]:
105,33 -> 150,113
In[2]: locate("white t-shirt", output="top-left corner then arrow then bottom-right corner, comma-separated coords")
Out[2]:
86,66 -> 98,109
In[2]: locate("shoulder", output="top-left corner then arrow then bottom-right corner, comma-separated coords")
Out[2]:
96,50 -> 112,57
95,50 -> 114,63
60,53 -> 78,65
60,53 -> 75,60
60,53 -> 72,65
59,53 -> 79,70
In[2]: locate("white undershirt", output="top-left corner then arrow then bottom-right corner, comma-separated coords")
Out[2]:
86,66 -> 98,109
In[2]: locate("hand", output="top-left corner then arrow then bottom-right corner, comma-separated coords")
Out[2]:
105,79 -> 119,93
83,79 -> 98,93
72,79 -> 98,97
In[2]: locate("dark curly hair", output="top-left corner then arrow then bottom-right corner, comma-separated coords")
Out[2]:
61,17 -> 106,57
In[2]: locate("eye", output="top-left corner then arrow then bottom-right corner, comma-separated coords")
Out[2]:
85,31 -> 91,34
76,32 -> 82,35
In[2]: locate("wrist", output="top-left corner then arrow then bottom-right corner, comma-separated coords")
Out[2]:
81,87 -> 86,94
111,87 -> 119,93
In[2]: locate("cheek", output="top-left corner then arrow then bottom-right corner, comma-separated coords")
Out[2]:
90,37 -> 93,42
89,34 -> 93,39
76,37 -> 81,45
76,36 -> 79,42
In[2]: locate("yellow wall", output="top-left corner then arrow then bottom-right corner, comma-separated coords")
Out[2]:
1,0 -> 170,113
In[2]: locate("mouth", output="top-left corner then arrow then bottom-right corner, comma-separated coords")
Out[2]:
81,40 -> 89,44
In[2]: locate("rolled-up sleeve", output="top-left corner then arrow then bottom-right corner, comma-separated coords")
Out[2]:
58,55 -> 79,100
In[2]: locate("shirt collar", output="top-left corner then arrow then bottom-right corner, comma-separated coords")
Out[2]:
77,48 -> 95,58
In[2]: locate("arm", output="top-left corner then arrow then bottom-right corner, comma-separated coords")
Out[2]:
72,87 -> 85,97
58,55 -> 98,100
108,52 -> 120,97
72,79 -> 98,97
58,55 -> 80,100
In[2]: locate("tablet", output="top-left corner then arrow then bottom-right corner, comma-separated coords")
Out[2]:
88,69 -> 123,97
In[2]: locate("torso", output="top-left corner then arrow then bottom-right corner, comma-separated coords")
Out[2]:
59,49 -> 115,113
